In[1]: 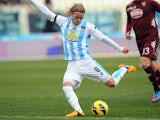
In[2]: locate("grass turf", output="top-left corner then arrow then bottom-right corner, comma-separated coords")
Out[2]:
0,56 -> 160,120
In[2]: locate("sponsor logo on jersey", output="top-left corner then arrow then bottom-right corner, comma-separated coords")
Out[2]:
67,30 -> 79,42
130,8 -> 143,19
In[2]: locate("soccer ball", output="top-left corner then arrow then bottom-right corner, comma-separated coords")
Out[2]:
91,100 -> 109,116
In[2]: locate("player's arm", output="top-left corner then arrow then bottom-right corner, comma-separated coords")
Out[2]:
29,0 -> 66,25
125,11 -> 133,40
126,22 -> 133,40
89,24 -> 129,54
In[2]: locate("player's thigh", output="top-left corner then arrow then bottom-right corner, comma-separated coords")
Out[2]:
139,39 -> 158,60
63,68 -> 83,88
85,60 -> 111,83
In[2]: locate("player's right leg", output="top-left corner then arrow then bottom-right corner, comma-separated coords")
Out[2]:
63,83 -> 85,117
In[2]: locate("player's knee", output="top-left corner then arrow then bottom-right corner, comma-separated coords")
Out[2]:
140,63 -> 147,69
140,57 -> 150,69
63,81 -> 73,86
105,79 -> 115,87
62,82 -> 73,92
140,61 -> 150,69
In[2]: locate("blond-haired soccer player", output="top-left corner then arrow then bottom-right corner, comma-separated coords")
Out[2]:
29,0 -> 136,117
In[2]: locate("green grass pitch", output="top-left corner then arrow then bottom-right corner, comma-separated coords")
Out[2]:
0,56 -> 160,120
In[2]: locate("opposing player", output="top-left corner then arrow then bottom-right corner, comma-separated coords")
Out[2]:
29,0 -> 136,117
125,0 -> 160,102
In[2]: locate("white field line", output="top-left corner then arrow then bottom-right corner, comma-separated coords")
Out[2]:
0,116 -> 159,120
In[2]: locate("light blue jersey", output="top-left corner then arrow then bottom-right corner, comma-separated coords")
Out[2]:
61,18 -> 91,60
30,0 -> 124,60
58,16 -> 123,60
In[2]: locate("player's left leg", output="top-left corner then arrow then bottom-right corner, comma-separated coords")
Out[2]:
105,64 -> 136,87
151,60 -> 160,85
141,57 -> 160,102
156,47 -> 160,69
85,60 -> 136,87
150,61 -> 160,102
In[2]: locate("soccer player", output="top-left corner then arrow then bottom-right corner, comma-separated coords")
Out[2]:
29,0 -> 136,117
125,0 -> 160,103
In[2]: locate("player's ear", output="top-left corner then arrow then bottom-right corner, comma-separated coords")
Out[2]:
69,12 -> 74,15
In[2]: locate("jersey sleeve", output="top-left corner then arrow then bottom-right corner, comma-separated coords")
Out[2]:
126,22 -> 132,33
88,23 -> 123,52
152,0 -> 160,12
125,7 -> 132,33
29,0 -> 67,26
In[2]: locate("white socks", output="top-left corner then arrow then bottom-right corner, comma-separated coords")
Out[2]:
62,86 -> 83,113
112,67 -> 128,86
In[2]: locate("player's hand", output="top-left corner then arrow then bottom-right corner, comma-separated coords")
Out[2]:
122,47 -> 129,54
126,31 -> 133,40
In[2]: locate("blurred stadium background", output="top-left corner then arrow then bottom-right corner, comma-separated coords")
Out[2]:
1,1 -> 160,119
0,0 -> 159,61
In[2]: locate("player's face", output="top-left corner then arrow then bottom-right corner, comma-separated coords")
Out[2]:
72,12 -> 84,25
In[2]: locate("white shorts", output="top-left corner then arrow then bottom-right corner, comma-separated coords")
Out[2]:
63,58 -> 111,88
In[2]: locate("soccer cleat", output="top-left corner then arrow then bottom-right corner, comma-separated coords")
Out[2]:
152,91 -> 160,103
65,110 -> 85,117
118,64 -> 136,73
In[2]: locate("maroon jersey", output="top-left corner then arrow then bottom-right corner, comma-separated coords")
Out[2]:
126,0 -> 160,40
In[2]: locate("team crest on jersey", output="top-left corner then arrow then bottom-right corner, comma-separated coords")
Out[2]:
67,30 -> 79,42
130,8 -> 143,19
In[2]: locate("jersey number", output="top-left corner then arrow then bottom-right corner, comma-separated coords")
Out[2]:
142,47 -> 150,55
94,67 -> 101,72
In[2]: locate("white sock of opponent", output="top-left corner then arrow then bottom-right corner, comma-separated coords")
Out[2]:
62,86 -> 83,113
112,67 -> 128,86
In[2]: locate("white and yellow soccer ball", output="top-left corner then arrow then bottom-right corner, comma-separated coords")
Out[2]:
91,100 -> 109,116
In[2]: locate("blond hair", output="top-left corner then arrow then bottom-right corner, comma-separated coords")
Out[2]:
66,3 -> 85,16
